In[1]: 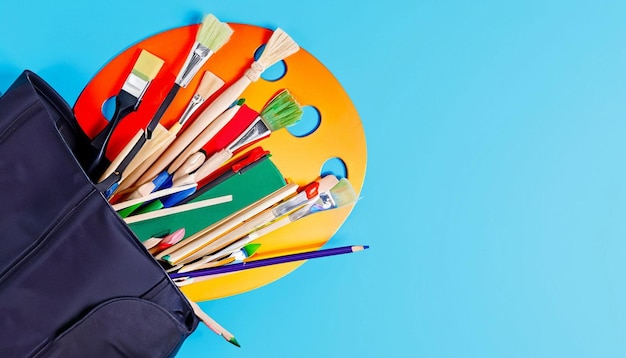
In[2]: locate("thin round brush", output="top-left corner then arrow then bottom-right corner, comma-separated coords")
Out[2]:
171,89 -> 303,186
144,14 -> 233,139
137,28 -> 300,184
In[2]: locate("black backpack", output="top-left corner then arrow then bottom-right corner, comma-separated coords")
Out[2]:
0,70 -> 199,357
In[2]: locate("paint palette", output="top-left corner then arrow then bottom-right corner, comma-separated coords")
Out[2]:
74,23 -> 367,301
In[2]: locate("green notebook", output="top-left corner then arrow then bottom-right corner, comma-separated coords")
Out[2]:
128,157 -> 286,242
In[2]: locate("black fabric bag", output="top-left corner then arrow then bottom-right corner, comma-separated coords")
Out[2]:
0,70 -> 199,357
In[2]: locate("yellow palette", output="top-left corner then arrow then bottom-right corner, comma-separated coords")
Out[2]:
74,23 -> 367,301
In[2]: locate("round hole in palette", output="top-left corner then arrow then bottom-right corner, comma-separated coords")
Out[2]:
73,23 -> 367,301
287,105 -> 321,138
321,157 -> 348,179
101,96 -> 116,121
253,44 -> 288,82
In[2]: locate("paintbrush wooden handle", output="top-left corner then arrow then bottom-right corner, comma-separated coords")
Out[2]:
97,129 -> 144,183
117,124 -> 172,188
137,75 -> 253,185
176,208 -> 278,266
164,183 -> 298,264
168,104 -> 240,174
116,135 -> 174,192
189,149 -> 232,184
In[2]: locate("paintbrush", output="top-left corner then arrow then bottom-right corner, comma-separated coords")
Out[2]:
97,15 -> 232,194
175,176 -> 346,270
116,71 -> 224,193
158,183 -> 298,264
170,89 -> 303,186
86,49 -> 164,178
186,299 -> 240,347
137,28 -> 300,184
128,100 -> 245,199
144,14 -> 232,140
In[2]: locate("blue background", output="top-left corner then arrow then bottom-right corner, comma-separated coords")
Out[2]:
2,1 -> 626,357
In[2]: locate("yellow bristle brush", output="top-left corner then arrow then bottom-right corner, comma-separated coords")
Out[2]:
136,28 -> 300,186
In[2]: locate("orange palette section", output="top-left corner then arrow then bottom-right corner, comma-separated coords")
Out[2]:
74,23 -> 367,301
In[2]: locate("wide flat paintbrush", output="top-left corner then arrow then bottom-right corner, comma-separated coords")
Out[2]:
137,28 -> 300,185
170,89 -> 303,187
86,49 -> 164,178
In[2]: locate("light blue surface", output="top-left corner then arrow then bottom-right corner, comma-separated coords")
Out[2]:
3,1 -> 626,357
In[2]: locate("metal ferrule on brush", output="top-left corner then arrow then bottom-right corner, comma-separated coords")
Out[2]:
272,192 -> 312,217
178,94 -> 205,125
288,192 -> 337,221
176,42 -> 213,88
227,117 -> 272,153
121,72 -> 151,101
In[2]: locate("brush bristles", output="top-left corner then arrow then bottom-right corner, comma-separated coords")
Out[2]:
196,71 -> 225,99
197,14 -> 234,52
260,89 -> 303,131
329,178 -> 358,208
257,28 -> 300,69
132,50 -> 165,81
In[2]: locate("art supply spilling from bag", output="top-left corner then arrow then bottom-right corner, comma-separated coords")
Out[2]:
0,12 -> 367,357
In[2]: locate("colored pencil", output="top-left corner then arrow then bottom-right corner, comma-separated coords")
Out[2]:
170,245 -> 369,279
187,299 -> 240,347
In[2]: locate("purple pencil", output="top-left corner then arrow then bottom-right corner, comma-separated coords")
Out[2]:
169,245 -> 369,280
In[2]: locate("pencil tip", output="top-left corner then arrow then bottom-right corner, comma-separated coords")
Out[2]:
229,336 -> 241,347
363,245 -> 370,249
